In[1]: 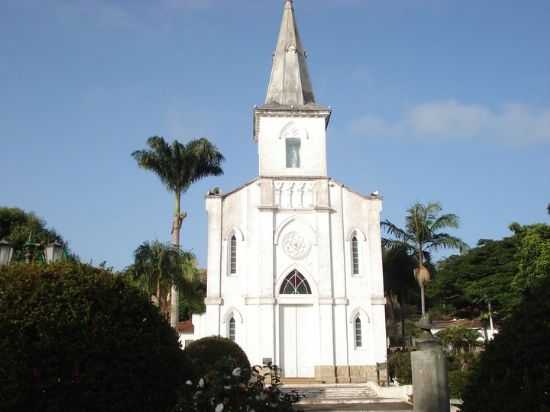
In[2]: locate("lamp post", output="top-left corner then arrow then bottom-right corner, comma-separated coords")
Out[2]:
44,241 -> 64,263
0,239 -> 14,266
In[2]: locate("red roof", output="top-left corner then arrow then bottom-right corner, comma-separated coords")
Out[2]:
176,320 -> 194,334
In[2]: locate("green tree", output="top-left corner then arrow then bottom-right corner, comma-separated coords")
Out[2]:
383,246 -> 417,340
132,136 -> 224,326
461,274 -> 550,412
383,202 -> 468,315
128,241 -> 199,322
513,223 -> 550,292
428,223 -> 550,321
0,207 -> 69,262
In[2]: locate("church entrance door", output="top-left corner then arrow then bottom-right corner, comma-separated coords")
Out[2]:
280,305 -> 314,378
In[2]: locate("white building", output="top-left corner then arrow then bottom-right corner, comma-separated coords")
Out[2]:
184,0 -> 387,383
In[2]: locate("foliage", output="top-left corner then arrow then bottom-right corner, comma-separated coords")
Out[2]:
428,223 -> 550,321
179,268 -> 206,321
436,326 -> 481,355
448,369 -> 471,399
513,223 -> 550,292
382,202 -> 467,314
0,261 -> 187,412
388,351 -> 412,385
461,274 -> 550,412
175,360 -> 300,412
183,336 -> 251,382
127,241 -> 199,320
0,207 -> 70,262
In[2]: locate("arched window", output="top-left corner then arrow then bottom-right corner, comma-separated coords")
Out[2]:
230,235 -> 237,274
351,236 -> 360,275
229,317 -> 236,342
280,270 -> 311,295
286,138 -> 301,168
355,316 -> 362,348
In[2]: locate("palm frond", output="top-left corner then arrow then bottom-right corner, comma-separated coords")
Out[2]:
426,233 -> 469,253
430,213 -> 460,231
381,220 -> 415,244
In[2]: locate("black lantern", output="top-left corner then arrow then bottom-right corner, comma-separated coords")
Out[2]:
44,241 -> 64,263
0,239 -> 14,266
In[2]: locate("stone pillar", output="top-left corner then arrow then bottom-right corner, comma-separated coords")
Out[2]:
411,317 -> 450,412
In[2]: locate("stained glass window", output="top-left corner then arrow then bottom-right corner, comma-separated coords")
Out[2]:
352,236 -> 359,275
229,317 -> 236,342
355,317 -> 362,348
280,270 -> 311,295
230,235 -> 237,274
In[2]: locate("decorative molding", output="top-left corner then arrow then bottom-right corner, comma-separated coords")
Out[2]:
244,297 -> 276,305
318,297 -> 349,305
282,231 -> 311,260
346,227 -> 367,241
371,295 -> 386,305
349,307 -> 370,324
222,307 -> 244,324
223,227 -> 245,241
205,297 -> 223,305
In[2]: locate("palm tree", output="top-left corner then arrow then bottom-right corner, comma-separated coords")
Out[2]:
130,241 -> 198,321
132,136 -> 224,326
382,202 -> 468,316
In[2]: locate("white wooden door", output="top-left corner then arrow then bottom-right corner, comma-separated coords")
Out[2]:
281,305 -> 314,377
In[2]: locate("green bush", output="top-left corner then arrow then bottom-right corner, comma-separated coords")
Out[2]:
183,336 -> 251,381
0,262 -> 188,412
448,369 -> 469,399
461,274 -> 550,412
388,351 -> 412,384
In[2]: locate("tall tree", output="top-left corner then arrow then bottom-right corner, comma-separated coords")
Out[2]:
382,202 -> 468,316
132,137 -> 224,326
129,241 -> 198,321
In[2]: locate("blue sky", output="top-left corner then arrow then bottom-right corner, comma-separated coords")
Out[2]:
1,0 -> 549,270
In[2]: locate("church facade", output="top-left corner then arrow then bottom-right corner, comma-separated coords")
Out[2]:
186,0 -> 387,383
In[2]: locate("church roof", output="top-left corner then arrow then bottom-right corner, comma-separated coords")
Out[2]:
264,0 -> 317,107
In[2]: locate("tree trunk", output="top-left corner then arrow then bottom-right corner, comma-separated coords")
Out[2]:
420,283 -> 426,316
169,192 -> 183,328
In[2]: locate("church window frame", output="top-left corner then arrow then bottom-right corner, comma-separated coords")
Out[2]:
279,270 -> 312,295
354,316 -> 363,348
286,138 -> 301,168
228,316 -> 236,342
351,236 -> 360,275
229,235 -> 237,275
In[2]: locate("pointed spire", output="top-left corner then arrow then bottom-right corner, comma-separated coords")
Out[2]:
265,0 -> 315,106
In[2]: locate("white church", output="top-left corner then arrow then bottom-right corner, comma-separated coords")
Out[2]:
183,0 -> 387,383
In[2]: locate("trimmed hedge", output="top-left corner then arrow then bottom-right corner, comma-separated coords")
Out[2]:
183,336 -> 251,381
0,262 -> 188,412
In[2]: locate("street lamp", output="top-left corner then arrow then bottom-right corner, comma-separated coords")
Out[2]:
0,239 -> 14,266
44,241 -> 64,263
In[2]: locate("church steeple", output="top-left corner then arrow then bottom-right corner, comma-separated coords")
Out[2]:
265,0 -> 315,106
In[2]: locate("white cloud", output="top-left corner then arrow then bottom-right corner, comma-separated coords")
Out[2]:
351,100 -> 550,145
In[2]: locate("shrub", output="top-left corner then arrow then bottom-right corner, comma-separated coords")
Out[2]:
175,360 -> 300,412
388,350 -> 412,385
0,262 -> 187,412
461,274 -> 550,412
183,336 -> 251,381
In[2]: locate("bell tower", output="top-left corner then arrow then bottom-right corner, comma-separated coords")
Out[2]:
253,0 -> 331,178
